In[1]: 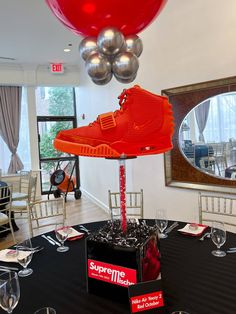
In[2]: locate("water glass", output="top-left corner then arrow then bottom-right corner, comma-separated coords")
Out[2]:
16,238 -> 33,277
0,271 -> 20,313
55,222 -> 70,252
155,209 -> 168,238
34,307 -> 56,314
211,221 -> 226,257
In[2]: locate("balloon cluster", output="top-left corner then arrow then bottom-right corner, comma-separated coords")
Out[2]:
79,27 -> 143,85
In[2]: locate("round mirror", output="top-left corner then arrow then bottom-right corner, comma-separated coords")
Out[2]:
179,92 -> 236,180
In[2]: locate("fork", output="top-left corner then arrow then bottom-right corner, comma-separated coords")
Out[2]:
166,222 -> 179,234
14,245 -> 40,251
198,232 -> 211,241
0,266 -> 19,272
32,247 -> 44,253
79,225 -> 90,234
227,250 -> 236,253
14,246 -> 44,253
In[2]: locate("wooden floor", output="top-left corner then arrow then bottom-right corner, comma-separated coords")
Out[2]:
0,194 -> 110,250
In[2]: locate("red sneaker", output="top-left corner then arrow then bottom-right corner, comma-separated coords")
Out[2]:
54,85 -> 174,158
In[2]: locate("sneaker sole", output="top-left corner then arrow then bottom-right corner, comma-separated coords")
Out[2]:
54,138 -> 173,158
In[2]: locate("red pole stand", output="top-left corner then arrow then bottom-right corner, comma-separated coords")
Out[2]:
119,158 -> 127,233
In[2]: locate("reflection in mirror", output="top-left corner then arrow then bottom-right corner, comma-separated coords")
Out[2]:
179,92 -> 236,180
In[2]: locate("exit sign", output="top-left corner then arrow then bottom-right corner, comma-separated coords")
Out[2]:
50,63 -> 64,74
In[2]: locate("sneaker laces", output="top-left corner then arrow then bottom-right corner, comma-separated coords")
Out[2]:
89,89 -> 130,127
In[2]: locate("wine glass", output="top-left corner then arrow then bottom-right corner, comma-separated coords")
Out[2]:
0,271 -> 20,313
55,222 -> 70,252
16,238 -> 33,277
211,221 -> 226,257
155,209 -> 168,239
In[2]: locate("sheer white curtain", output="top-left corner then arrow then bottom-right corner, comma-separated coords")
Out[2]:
0,87 -> 31,174
194,92 -> 236,143
194,100 -> 210,143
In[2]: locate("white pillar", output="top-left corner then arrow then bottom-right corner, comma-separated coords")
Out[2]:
27,86 -> 41,198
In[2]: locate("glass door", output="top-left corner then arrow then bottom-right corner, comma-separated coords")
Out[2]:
36,87 -> 80,195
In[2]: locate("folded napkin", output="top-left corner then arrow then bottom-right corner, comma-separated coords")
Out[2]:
57,227 -> 85,241
0,249 -> 31,263
178,224 -> 208,236
67,228 -> 85,241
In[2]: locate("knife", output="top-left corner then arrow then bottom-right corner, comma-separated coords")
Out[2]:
41,235 -> 55,245
47,236 -> 61,246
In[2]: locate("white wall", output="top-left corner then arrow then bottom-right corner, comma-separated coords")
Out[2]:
75,0 -> 236,222
1,0 -> 236,223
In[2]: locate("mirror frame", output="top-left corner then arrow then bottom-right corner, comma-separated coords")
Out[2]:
162,76 -> 236,194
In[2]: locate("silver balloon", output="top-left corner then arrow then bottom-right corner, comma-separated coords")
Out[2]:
97,27 -> 125,56
114,73 -> 137,84
125,35 -> 143,57
79,37 -> 98,61
92,73 -> 113,85
112,52 -> 139,79
119,41 -> 127,53
86,53 -> 111,81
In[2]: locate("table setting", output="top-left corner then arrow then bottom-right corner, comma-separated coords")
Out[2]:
0,220 -> 235,313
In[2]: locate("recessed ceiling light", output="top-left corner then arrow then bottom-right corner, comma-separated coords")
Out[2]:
64,48 -> 71,52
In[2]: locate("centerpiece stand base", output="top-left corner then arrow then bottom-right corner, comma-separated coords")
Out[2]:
86,220 -> 160,305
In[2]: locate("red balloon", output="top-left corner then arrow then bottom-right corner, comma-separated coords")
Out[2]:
45,0 -> 168,37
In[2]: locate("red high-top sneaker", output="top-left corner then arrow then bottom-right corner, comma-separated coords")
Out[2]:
54,85 -> 174,158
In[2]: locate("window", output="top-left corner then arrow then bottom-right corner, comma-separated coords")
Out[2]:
36,86 -> 79,194
36,87 -> 75,116
0,87 -> 31,174
198,93 -> 236,143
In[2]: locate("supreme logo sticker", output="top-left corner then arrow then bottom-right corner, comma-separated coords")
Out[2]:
88,259 -> 137,287
130,291 -> 164,313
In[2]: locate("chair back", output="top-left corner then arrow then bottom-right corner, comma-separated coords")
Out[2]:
108,189 -> 143,220
19,170 -> 32,194
199,145 -> 216,174
183,145 -> 195,166
199,192 -> 236,231
0,184 -> 12,212
28,198 -> 66,237
0,184 -> 16,243
27,175 -> 37,203
211,142 -> 227,171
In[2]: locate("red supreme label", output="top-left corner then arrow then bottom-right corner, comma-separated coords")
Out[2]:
130,291 -> 164,313
88,259 -> 137,287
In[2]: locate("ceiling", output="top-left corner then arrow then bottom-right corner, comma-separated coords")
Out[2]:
0,0 -> 83,67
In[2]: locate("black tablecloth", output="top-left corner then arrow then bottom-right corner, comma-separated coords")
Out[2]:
0,221 -> 236,314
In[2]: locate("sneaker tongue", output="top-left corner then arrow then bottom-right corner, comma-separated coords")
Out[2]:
89,89 -> 130,124
115,98 -> 128,117
89,117 -> 99,126
118,89 -> 129,106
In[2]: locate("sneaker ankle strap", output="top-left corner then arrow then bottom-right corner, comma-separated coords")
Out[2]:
99,112 -> 116,130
